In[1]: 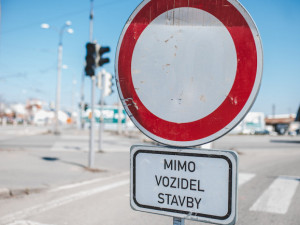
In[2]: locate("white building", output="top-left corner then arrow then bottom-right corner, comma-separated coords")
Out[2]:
231,112 -> 265,134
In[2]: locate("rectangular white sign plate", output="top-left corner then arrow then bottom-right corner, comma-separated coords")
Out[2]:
130,145 -> 238,225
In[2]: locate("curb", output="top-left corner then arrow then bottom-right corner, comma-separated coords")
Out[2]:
0,187 -> 46,199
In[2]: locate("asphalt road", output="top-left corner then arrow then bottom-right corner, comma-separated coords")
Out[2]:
0,127 -> 299,225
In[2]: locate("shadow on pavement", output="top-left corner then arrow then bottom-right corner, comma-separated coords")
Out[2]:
40,156 -> 105,173
41,157 -> 59,161
270,140 -> 300,144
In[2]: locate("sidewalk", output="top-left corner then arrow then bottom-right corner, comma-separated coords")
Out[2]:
0,126 -> 150,199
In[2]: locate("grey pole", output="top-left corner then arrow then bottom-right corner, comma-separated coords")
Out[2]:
173,218 -> 185,225
88,0 -> 95,168
80,0 -> 93,131
71,75 -> 76,127
117,100 -> 122,135
98,71 -> 104,151
89,76 -> 96,168
54,42 -> 63,134
50,21 -> 73,134
80,69 -> 85,129
89,0 -> 94,42
41,22 -> 72,134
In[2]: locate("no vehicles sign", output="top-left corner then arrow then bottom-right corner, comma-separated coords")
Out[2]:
116,0 -> 263,146
131,146 -> 238,225
117,0 -> 261,223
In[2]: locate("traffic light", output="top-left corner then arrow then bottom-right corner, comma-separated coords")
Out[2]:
98,46 -> 110,67
85,43 -> 110,76
103,71 -> 113,97
78,102 -> 88,110
85,43 -> 96,76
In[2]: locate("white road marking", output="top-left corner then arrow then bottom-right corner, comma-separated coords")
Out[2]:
250,177 -> 299,214
239,173 -> 256,187
0,180 -> 129,225
6,220 -> 53,225
49,172 -> 129,192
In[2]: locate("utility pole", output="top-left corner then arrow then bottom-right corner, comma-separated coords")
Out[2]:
272,104 -> 276,118
41,21 -> 73,134
54,40 -> 63,134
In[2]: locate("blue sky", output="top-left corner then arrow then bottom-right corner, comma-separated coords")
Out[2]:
0,0 -> 299,115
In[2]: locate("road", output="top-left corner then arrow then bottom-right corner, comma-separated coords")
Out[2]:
0,126 -> 299,225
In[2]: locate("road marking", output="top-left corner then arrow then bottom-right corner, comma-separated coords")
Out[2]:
250,177 -> 299,214
239,173 -> 256,187
0,180 -> 129,225
6,220 -> 53,225
49,172 -> 129,192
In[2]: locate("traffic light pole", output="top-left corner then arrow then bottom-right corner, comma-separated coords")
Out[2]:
81,0 -> 94,131
98,72 -> 104,151
86,0 -> 110,167
89,0 -> 94,42
88,0 -> 95,168
89,76 -> 96,168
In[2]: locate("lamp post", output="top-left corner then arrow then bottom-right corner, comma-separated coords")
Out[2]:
41,21 -> 73,134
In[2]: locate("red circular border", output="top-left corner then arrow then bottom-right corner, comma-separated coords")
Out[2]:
118,0 -> 257,142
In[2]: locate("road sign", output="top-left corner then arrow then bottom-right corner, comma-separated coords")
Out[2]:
84,106 -> 126,124
116,0 -> 263,147
131,145 -> 238,225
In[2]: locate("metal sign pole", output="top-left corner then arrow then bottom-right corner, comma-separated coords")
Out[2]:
173,218 -> 185,225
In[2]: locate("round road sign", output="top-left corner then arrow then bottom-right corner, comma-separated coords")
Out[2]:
116,0 -> 263,147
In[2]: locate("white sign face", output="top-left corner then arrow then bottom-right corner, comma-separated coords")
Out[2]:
130,145 -> 238,225
116,0 -> 263,147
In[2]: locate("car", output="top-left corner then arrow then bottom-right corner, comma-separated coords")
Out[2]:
255,130 -> 270,135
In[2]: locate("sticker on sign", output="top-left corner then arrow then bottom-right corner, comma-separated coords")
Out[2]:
130,145 -> 238,225
116,0 -> 263,146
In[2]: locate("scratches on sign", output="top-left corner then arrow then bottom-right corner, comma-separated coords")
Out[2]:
123,98 -> 139,110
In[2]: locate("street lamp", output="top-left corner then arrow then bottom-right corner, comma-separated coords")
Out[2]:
41,21 -> 74,134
